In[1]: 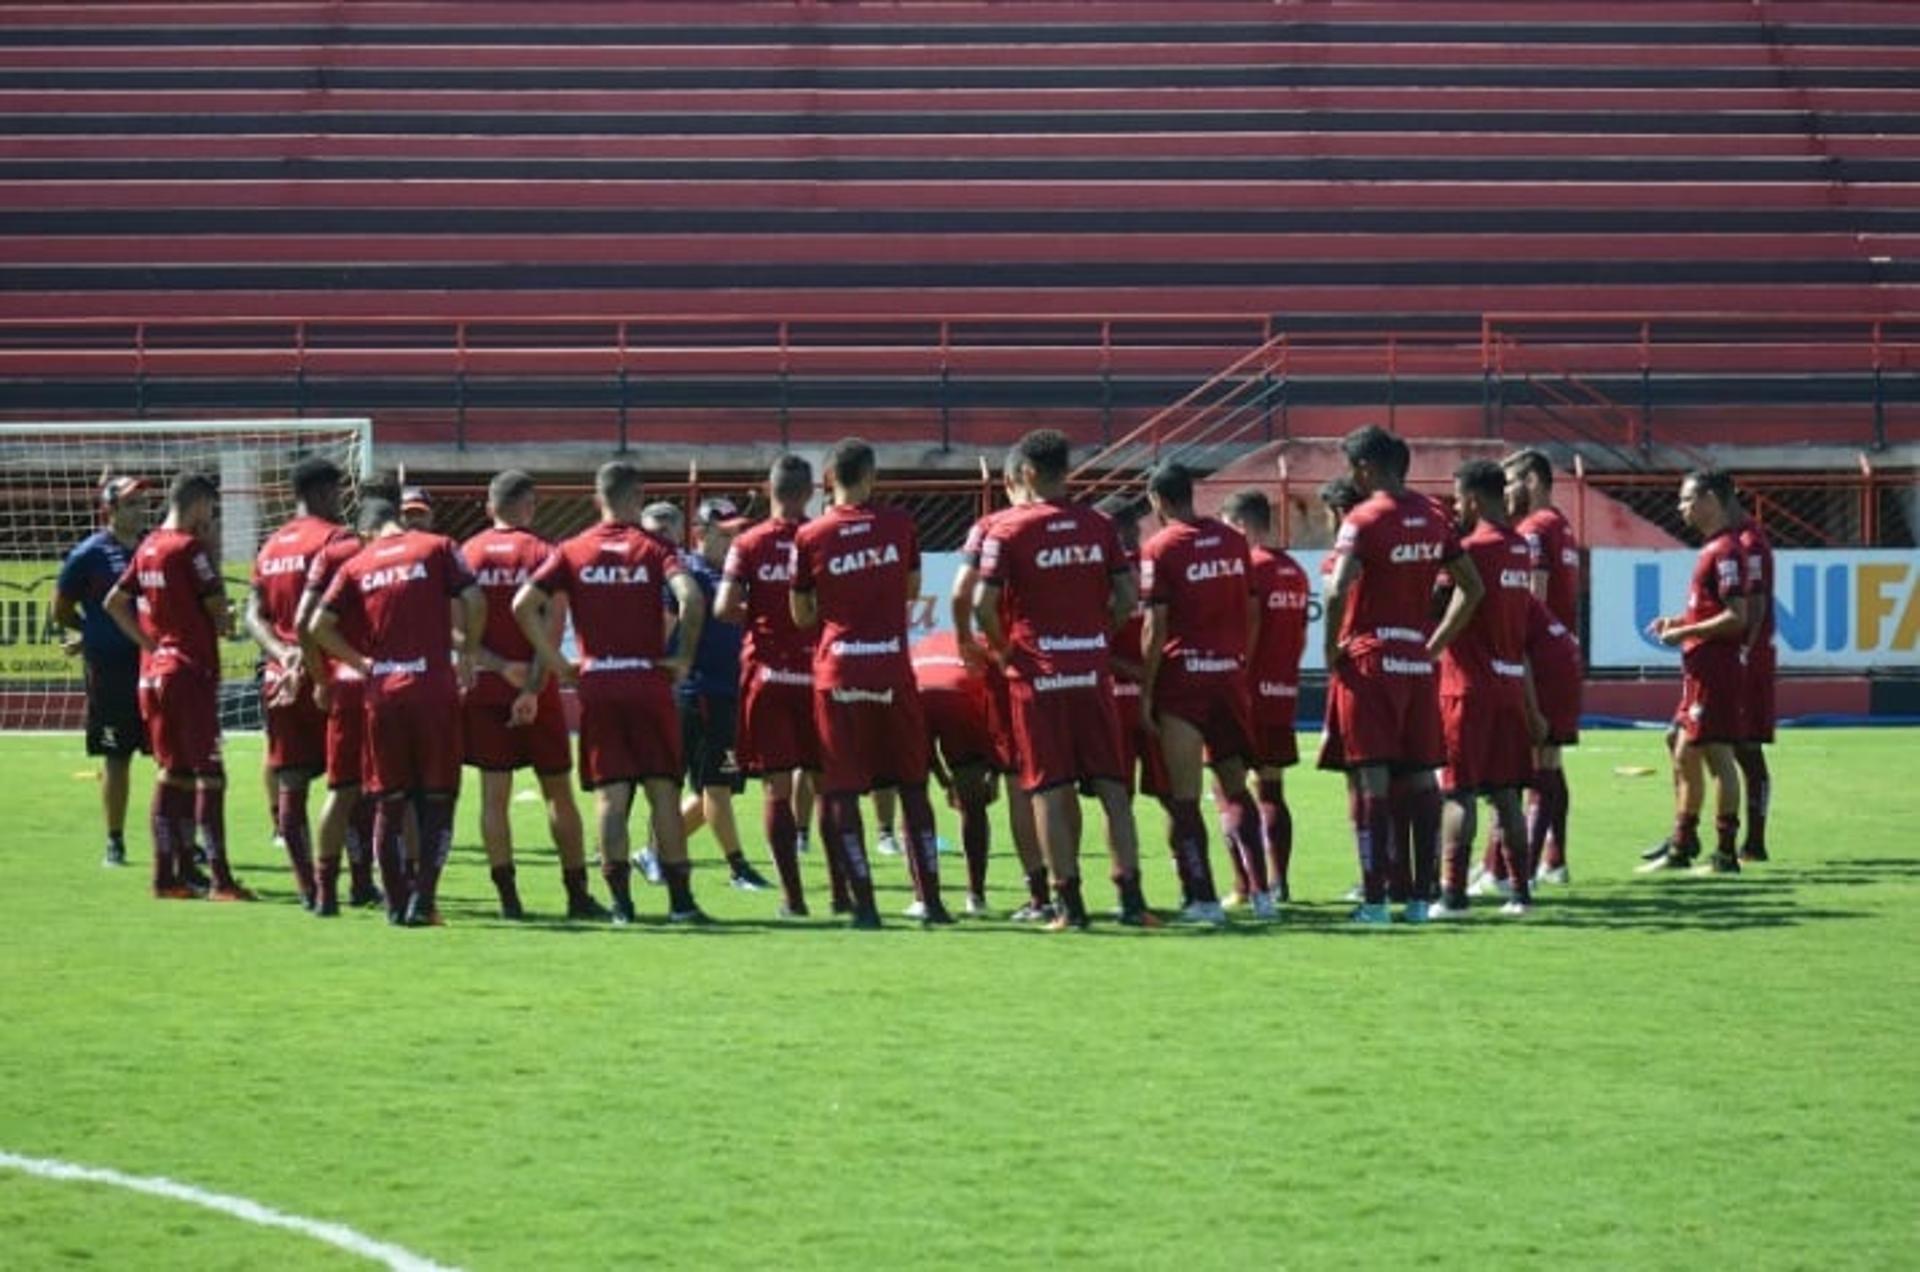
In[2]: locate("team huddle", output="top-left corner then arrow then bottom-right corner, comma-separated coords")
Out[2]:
65,423 -> 1778,930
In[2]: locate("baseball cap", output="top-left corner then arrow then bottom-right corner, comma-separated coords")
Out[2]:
400,486 -> 433,514
695,496 -> 750,533
99,475 -> 151,509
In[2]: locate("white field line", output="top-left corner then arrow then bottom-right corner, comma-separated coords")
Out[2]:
0,1150 -> 461,1271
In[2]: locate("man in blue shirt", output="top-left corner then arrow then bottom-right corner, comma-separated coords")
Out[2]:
54,475 -> 152,866
640,498 -> 771,892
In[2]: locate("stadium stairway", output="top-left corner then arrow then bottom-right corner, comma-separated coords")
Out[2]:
0,1 -> 1916,457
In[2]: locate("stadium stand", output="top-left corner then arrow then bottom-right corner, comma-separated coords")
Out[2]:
0,1 -> 1915,452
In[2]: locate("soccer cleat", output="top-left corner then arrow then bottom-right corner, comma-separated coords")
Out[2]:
849,909 -> 884,931
919,900 -> 957,926
609,896 -> 637,927
152,884 -> 198,901
1250,890 -> 1279,920
102,841 -> 127,868
901,899 -> 928,921
964,893 -> 992,918
566,894 -> 611,922
829,896 -> 855,916
1401,900 -> 1431,925
667,905 -> 714,926
1429,897 -> 1470,921
1114,906 -> 1162,929
313,896 -> 340,918
875,830 -> 902,857
1177,900 -> 1229,928
1349,902 -> 1393,926
207,883 -> 257,903
181,864 -> 213,895
777,901 -> 810,920
1220,890 -> 1248,911
636,848 -> 664,886
386,906 -> 407,927
795,830 -> 811,856
1641,837 -> 1677,862
1342,883 -> 1364,903
1739,845 -> 1770,864
1007,901 -> 1055,923
348,882 -> 384,909
1535,865 -> 1572,886
1046,911 -> 1091,933
1636,847 -> 1698,875
1694,852 -> 1742,876
728,865 -> 774,891
1498,898 -> 1534,918
403,894 -> 444,927
1467,869 -> 1513,899
499,896 -> 526,921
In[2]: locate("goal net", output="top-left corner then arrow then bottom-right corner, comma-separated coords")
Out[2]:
0,418 -> 372,732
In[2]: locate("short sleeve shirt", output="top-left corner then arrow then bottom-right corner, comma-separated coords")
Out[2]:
58,529 -> 139,663
1247,545 -> 1311,695
1736,518 -> 1776,648
1440,522 -> 1535,696
1333,490 -> 1463,659
1516,505 -> 1580,630
1682,527 -> 1746,655
722,516 -> 814,677
115,528 -> 223,678
1139,516 -> 1255,668
529,521 -> 684,691
322,530 -> 475,701
254,514 -> 354,648
461,525 -> 556,707
978,500 -> 1127,681
789,502 -> 920,692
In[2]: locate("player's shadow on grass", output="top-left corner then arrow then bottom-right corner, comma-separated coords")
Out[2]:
1525,883 -> 1868,933
1789,857 -> 1920,886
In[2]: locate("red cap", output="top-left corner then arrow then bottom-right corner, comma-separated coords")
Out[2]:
99,475 -> 150,509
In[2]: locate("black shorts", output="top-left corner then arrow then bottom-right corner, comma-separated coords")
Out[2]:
679,693 -> 745,794
85,655 -> 147,759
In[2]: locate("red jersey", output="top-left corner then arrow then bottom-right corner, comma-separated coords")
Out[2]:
529,521 -> 684,692
910,629 -> 977,696
1247,544 -> 1311,705
1524,596 -> 1582,694
461,524 -> 555,707
1683,527 -> 1747,654
722,516 -> 814,678
118,527 -> 224,678
322,530 -> 475,702
253,514 -> 352,648
1333,489 -> 1463,660
303,535 -> 364,683
789,502 -> 921,692
1517,505 -> 1580,630
1440,521 -> 1535,696
1737,517 -> 1776,649
1140,517 -> 1255,670
1112,548 -> 1146,680
978,499 -> 1127,682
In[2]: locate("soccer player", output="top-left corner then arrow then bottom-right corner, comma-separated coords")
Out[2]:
665,497 -> 773,892
952,456 -> 1052,921
244,456 -> 352,908
1138,462 -> 1262,926
1522,594 -> 1582,883
976,429 -> 1149,928
790,437 -> 952,928
1733,493 -> 1776,862
1320,426 -> 1483,924
908,627 -> 1000,916
460,469 -> 603,921
1218,488 -> 1309,906
311,495 -> 485,926
1639,469 -> 1752,875
716,455 -> 834,917
54,474 -> 151,867
512,461 -> 711,926
1431,460 -> 1541,919
103,472 -> 249,900
296,518 -> 381,914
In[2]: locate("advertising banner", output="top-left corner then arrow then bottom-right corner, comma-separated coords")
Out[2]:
0,559 -> 261,683
1589,548 -> 1920,670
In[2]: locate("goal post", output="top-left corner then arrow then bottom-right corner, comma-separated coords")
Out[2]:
0,418 -> 373,732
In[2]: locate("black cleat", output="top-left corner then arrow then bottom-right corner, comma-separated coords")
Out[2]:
667,905 -> 714,927
102,841 -> 127,868
386,906 -> 407,926
728,864 -> 775,892
566,894 -> 611,922
849,909 -> 883,930
1635,845 -> 1698,875
919,901 -> 957,926
609,896 -> 637,926
498,895 -> 526,921
1739,844 -> 1770,864
830,896 -> 855,916
778,900 -> 811,919
1695,852 -> 1742,876
1641,837 -> 1677,863
348,882 -> 384,909
1114,907 -> 1163,929
314,897 -> 340,918
403,894 -> 445,927
181,864 -> 213,896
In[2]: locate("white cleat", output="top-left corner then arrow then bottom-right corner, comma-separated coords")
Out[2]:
875,831 -> 902,857
1535,865 -> 1571,886
1499,898 -> 1534,918
901,900 -> 928,920
964,893 -> 992,918
1220,890 -> 1248,911
1178,900 -> 1229,928
1342,883 -> 1364,903
1429,898 -> 1471,921
1401,900 -> 1431,925
637,847 -> 664,886
1007,901 -> 1054,923
1250,890 -> 1279,920
1349,902 -> 1393,926
1467,869 -> 1513,899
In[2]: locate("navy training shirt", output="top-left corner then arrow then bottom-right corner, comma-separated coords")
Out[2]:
667,549 -> 743,701
56,529 -> 140,663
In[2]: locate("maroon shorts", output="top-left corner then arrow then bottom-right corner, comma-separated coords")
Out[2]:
737,669 -> 819,775
139,666 -> 222,777
1742,642 -> 1777,744
1441,687 -> 1535,793
1009,674 -> 1126,793
982,666 -> 1018,773
462,686 -> 572,775
1535,663 -> 1583,747
364,690 -> 461,796
1677,645 -> 1746,745
1109,681 -> 1163,798
1152,666 -> 1253,766
262,666 -> 328,776
1318,649 -> 1443,772
325,675 -> 366,789
921,683 -> 998,771
813,683 -> 931,796
1250,714 -> 1301,770
578,678 -> 681,790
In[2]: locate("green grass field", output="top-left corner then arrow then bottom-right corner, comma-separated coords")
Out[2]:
2,727 -> 1917,1269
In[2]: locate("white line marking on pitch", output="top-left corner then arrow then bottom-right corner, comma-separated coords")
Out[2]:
0,1150 -> 462,1271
